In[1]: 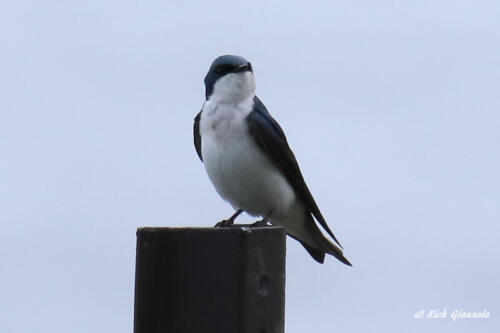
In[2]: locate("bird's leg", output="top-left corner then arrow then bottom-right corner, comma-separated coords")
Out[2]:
250,217 -> 270,227
214,209 -> 244,228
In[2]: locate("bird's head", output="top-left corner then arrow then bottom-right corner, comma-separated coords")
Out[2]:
204,55 -> 255,103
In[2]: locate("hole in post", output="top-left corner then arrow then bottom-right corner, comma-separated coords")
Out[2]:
258,274 -> 269,296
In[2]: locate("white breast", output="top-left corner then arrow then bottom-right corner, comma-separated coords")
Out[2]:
199,98 -> 296,218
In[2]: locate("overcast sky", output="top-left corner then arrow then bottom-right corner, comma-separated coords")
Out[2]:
1,1 -> 499,332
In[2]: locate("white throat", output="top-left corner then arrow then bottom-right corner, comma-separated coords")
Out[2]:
209,72 -> 256,104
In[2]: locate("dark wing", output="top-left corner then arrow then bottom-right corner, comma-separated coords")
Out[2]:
193,111 -> 202,161
246,96 -> 342,248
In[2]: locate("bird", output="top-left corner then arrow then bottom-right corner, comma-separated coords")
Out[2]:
193,55 -> 351,265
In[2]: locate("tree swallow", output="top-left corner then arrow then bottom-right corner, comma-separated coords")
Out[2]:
193,55 -> 351,265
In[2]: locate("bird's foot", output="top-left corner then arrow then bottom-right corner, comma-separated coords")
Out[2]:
214,219 -> 235,228
250,218 -> 269,228
214,209 -> 243,228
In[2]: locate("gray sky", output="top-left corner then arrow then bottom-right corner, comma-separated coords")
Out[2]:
1,1 -> 499,332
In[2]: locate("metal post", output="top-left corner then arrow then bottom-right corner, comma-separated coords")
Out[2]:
134,227 -> 286,333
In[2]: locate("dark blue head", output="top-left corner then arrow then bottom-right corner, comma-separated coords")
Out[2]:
204,55 -> 253,100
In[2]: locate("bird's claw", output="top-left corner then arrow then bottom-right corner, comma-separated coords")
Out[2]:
214,209 -> 244,228
250,219 -> 269,227
214,219 -> 234,228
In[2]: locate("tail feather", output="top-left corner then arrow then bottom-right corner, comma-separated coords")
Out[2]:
304,214 -> 352,266
297,239 -> 326,264
273,207 -> 352,265
323,243 -> 352,266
